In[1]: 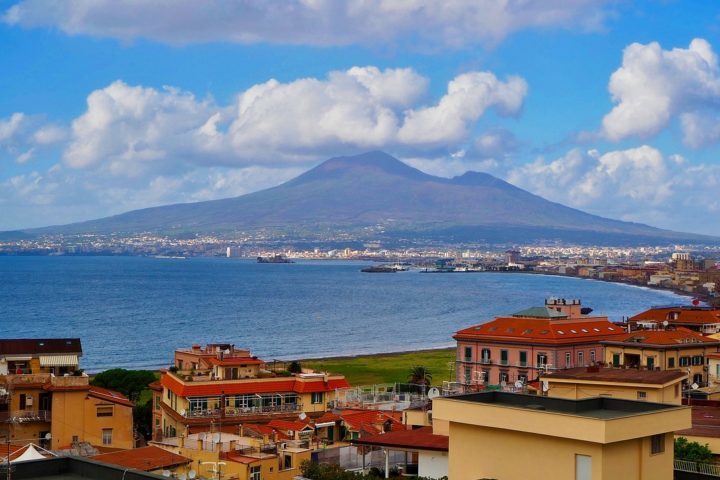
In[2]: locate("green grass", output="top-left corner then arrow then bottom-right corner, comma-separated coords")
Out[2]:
302,348 -> 456,386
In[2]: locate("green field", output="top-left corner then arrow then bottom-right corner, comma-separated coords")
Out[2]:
303,348 -> 456,386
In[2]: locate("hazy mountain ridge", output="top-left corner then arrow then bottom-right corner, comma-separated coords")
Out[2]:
18,151 -> 717,245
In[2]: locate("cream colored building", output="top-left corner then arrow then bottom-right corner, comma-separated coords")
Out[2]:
433,391 -> 691,480
543,367 -> 687,404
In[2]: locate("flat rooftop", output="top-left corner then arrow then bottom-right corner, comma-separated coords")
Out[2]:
10,457 -> 164,480
450,391 -> 683,420
544,367 -> 687,385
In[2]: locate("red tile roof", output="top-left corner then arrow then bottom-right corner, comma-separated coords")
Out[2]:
209,357 -> 264,366
91,446 -> 191,471
544,367 -> 687,385
88,386 -> 134,407
353,426 -> 448,452
675,406 -> 720,438
603,327 -> 720,347
340,410 -> 403,435
631,307 -> 720,325
242,424 -> 290,440
315,412 -> 341,423
225,453 -> 269,464
454,317 -> 626,345
267,419 -> 313,432
161,373 -> 349,397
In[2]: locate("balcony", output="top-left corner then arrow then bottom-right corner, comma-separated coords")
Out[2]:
0,410 -> 51,423
184,403 -> 304,418
480,358 -> 492,365
499,360 -> 509,366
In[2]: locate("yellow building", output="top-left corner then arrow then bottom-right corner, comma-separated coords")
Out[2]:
433,391 -> 691,480
601,327 -> 720,386
156,344 -> 349,440
543,367 -> 687,404
0,338 -> 134,450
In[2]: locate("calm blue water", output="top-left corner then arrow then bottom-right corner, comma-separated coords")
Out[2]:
0,256 -> 688,372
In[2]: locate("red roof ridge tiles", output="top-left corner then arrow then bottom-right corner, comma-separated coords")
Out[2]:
91,445 -> 191,471
161,373 -> 349,397
454,317 -> 626,344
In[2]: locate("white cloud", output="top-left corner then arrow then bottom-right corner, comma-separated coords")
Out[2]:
3,0 -> 613,48
0,112 -> 65,163
602,39 -> 720,146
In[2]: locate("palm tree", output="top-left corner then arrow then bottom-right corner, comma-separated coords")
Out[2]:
408,365 -> 432,386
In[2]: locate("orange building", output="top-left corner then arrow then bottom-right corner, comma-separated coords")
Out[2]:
629,305 -> 720,334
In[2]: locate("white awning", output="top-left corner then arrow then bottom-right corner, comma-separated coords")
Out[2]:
39,355 -> 79,367
4,356 -> 32,361
11,445 -> 47,463
314,422 -> 337,428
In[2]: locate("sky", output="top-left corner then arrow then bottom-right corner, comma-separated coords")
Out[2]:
1,1 -> 720,235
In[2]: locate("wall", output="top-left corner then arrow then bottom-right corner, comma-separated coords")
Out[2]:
418,451 -> 448,479
547,380 -> 682,404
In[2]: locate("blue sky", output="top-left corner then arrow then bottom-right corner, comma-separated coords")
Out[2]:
1,0 -> 720,235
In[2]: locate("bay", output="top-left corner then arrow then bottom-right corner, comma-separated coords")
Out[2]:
0,256 -> 688,372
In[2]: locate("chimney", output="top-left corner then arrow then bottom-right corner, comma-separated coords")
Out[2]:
192,344 -> 201,352
238,424 -> 244,437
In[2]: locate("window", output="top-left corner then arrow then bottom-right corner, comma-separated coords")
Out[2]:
679,357 -> 690,367
481,348 -> 491,363
155,395 -> 161,410
519,351 -> 528,367
250,465 -> 262,480
96,406 -> 113,417
464,346 -> 472,361
537,353 -> 547,368
647,356 -> 655,370
668,357 -> 675,368
590,350 -> 596,363
651,434 -> 665,454
692,356 -> 704,366
612,353 -> 621,367
578,352 -> 584,367
575,454 -> 591,480
464,366 -> 472,384
19,394 -> 26,410
500,350 -> 508,365
565,352 -> 572,368
102,429 -> 113,445
311,392 -> 324,404
284,454 -> 292,469
499,372 -> 508,384
637,391 -> 647,400
189,398 -> 208,412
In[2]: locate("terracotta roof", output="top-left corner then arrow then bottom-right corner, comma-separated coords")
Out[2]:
242,424 -> 290,440
454,317 -> 626,345
602,327 -> 720,347
161,373 -> 349,397
631,307 -> 720,325
148,380 -> 162,392
353,426 -> 448,452
88,386 -> 134,407
544,367 -> 687,385
315,412 -> 341,423
92,446 -> 191,471
340,410 -> 403,435
209,357 -> 264,366
225,453 -> 268,464
0,338 -> 82,355
267,419 -> 313,432
676,406 -> 720,438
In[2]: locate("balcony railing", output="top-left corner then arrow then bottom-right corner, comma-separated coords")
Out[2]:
0,410 -> 51,423
480,358 -> 492,365
184,404 -> 303,418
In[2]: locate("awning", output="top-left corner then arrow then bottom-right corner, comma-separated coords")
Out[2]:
39,355 -> 79,367
314,422 -> 337,428
3,356 -> 32,361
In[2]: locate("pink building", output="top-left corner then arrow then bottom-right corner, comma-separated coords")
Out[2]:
453,298 -> 627,388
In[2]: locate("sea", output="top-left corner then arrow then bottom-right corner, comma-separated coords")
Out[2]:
0,256 -> 690,372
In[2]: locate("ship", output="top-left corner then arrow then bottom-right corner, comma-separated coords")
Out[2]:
361,264 -> 408,273
257,254 -> 295,264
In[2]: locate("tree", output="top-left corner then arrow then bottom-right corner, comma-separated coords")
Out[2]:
289,361 -> 302,374
91,369 -> 156,401
675,437 -> 713,463
408,365 -> 432,386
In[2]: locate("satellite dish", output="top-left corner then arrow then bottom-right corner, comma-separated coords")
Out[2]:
514,381 -> 523,389
188,470 -> 197,479
662,320 -> 669,327
44,432 -> 52,440
162,470 -> 171,477
427,387 -> 440,399
542,381 -> 549,392
692,383 -> 699,390
298,412 -> 307,421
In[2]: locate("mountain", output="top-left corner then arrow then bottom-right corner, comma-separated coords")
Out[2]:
20,151 -> 717,245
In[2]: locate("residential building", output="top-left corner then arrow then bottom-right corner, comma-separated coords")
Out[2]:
543,366 -> 687,404
675,404 -> 720,454
629,305 -> 720,334
0,338 -> 134,450
453,298 -> 626,389
433,391 -> 691,480
91,446 -> 192,476
7,456 -> 171,480
601,328 -> 720,386
155,344 -> 349,440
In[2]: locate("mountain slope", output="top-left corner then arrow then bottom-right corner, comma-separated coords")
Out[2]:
23,151 -> 716,244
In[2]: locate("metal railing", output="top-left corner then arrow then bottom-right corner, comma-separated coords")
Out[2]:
675,459 -> 720,476
0,409 -> 51,423
184,404 -> 303,418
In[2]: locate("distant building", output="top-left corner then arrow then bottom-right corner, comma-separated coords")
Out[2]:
601,328 -> 720,386
0,338 -> 134,450
155,343 -> 349,441
453,298 -> 626,389
629,305 -> 720,334
543,366 -> 687,404
433,391 -> 691,480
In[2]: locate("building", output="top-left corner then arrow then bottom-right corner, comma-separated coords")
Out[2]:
629,305 -> 720,334
453,298 -> 627,389
433,391 -> 691,480
7,456 -> 170,480
91,445 -> 192,476
601,328 -> 720,386
543,366 -> 687,404
155,344 -> 350,440
0,338 -> 134,450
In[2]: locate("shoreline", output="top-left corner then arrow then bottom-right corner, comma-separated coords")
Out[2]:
298,345 -> 456,363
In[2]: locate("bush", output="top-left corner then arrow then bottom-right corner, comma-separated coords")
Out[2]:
289,361 -> 302,373
675,437 -> 713,463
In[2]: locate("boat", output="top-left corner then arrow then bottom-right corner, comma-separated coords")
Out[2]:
257,254 -> 294,264
361,263 -> 408,273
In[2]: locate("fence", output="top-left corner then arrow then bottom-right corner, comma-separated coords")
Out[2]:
675,459 -> 720,476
